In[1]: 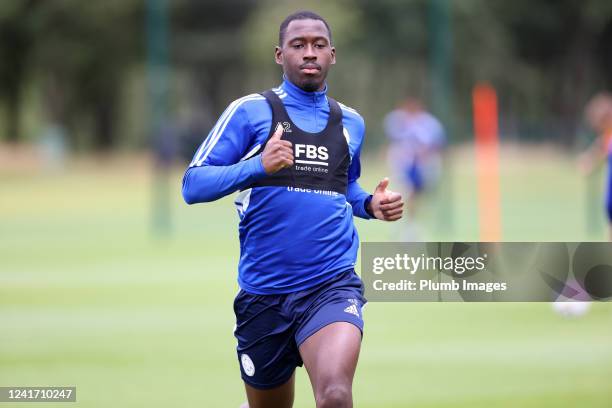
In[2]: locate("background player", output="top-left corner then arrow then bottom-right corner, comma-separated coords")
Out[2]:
383,97 -> 445,235
182,11 -> 403,408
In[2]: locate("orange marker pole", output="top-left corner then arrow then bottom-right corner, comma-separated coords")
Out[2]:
473,83 -> 502,241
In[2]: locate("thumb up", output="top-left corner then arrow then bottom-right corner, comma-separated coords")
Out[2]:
261,123 -> 294,174
374,177 -> 390,194
368,177 -> 403,221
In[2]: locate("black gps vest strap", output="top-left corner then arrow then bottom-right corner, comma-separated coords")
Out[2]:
245,89 -> 350,195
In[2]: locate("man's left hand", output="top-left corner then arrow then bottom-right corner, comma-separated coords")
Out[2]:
367,178 -> 403,221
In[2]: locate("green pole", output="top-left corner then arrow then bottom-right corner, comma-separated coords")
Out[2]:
429,0 -> 451,125
429,0 -> 454,237
146,0 -> 171,235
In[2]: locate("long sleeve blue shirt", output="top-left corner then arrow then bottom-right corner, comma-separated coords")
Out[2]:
182,77 -> 373,294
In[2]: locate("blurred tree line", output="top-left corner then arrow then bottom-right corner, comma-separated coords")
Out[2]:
0,0 -> 611,153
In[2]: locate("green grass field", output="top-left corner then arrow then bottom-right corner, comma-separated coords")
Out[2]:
1,145 -> 611,407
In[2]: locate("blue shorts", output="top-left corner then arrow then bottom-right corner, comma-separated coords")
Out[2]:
233,268 -> 367,389
405,162 -> 424,193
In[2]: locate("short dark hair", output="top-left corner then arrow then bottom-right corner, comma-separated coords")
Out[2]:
278,10 -> 332,46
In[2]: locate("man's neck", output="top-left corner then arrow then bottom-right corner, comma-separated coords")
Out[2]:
281,76 -> 328,107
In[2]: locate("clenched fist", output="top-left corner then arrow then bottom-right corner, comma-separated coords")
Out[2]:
261,124 -> 294,174
367,178 -> 404,221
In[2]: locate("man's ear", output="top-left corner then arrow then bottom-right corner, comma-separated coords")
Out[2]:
275,46 -> 283,65
330,47 -> 336,65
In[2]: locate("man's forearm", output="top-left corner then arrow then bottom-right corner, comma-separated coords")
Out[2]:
182,156 -> 267,204
347,180 -> 374,219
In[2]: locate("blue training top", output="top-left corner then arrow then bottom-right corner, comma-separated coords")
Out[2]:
182,77 -> 373,294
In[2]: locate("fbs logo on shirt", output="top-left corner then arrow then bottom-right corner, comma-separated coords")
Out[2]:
295,144 -> 329,166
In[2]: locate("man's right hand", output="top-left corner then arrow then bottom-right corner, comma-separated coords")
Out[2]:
261,124 -> 294,174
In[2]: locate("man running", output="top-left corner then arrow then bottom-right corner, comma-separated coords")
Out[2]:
182,10 -> 403,408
